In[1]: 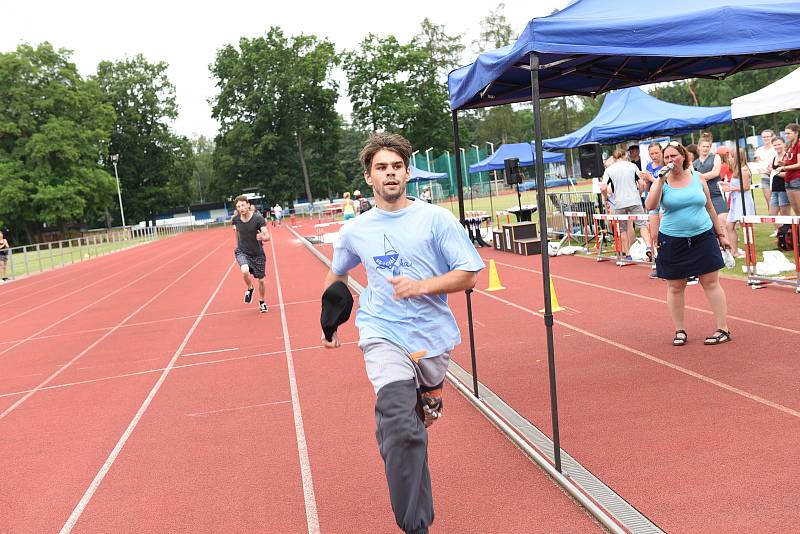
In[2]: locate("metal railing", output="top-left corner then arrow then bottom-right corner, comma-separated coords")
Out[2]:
1,224 -> 194,282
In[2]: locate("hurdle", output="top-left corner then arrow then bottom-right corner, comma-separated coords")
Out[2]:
740,215 -> 800,293
561,210 -> 594,250
592,213 -> 653,267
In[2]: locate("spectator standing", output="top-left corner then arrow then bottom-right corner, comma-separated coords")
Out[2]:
601,148 -> 651,260
628,144 -> 642,170
754,130 -> 777,207
342,192 -> 356,220
421,186 -> 432,203
776,123 -> 800,216
693,136 -> 730,243
0,230 -> 9,281
645,142 -> 731,346
768,136 -> 792,234
354,189 -> 372,214
721,148 -> 755,258
272,203 -> 283,226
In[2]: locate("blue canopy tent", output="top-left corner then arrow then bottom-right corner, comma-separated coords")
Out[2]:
468,142 -> 565,173
542,87 -> 732,149
408,165 -> 448,182
446,0 -> 800,491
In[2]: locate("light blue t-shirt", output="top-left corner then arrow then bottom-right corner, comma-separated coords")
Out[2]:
331,199 -> 485,356
659,171 -> 713,238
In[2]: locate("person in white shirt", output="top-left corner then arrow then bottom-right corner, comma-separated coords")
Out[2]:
754,129 -> 777,206
601,148 -> 651,259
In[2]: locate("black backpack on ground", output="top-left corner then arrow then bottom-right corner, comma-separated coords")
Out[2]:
777,224 -> 794,251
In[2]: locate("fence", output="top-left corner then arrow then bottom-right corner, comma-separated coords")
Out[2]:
1,224 -> 195,281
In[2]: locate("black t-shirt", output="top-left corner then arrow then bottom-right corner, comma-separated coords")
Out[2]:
772,156 -> 786,192
232,212 -> 266,257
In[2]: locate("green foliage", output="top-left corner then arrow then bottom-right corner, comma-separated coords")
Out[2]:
652,67 -> 799,141
210,27 -> 342,204
472,3 -> 515,52
94,55 -> 193,222
0,42 -> 116,239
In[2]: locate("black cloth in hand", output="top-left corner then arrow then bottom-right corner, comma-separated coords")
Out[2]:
320,281 -> 354,342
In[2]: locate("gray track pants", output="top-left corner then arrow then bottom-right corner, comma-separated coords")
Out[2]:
361,339 -> 451,534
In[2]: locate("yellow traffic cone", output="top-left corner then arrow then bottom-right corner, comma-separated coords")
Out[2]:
485,259 -> 505,291
539,276 -> 565,313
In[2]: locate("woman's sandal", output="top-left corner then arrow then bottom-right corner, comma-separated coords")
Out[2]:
673,330 -> 688,346
704,329 -> 732,345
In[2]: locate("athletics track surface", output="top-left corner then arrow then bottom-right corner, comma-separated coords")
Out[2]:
303,218 -> 800,533
0,227 -> 599,533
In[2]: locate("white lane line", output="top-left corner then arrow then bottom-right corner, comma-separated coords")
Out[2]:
182,347 -> 239,357
493,260 -> 800,336
59,260 -> 235,534
475,289 -> 800,420
186,400 -> 290,417
269,237 -> 320,534
0,298 -> 323,347
0,240 -> 205,361
0,238 -> 185,328
0,341 -> 359,400
0,239 -> 227,420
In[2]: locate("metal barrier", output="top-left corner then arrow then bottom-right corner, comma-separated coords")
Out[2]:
545,192 -> 602,239
741,215 -> 800,293
592,213 -> 653,267
1,224 -> 194,282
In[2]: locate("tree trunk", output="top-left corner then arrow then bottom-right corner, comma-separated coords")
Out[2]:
104,208 -> 112,229
686,80 -> 699,106
296,133 -> 314,203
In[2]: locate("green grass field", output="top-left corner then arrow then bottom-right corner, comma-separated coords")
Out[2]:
435,182 -> 795,279
3,237 -> 152,280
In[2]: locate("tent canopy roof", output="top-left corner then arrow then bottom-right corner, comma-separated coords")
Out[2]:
449,0 -> 800,110
543,87 -> 731,149
731,67 -> 800,119
408,165 -> 448,182
469,143 -> 565,173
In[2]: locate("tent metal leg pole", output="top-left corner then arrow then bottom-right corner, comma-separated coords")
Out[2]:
452,110 -> 480,398
529,52 -> 563,472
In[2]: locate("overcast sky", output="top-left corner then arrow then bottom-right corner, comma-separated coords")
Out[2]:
2,0 -> 566,140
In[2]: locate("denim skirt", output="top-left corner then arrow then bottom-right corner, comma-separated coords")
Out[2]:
656,228 -> 724,280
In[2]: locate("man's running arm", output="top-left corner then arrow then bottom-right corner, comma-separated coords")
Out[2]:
390,269 -> 477,300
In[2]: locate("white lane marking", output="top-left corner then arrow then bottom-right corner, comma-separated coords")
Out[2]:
59,261 -> 235,533
493,260 -> 800,336
0,298 -> 323,347
0,240 -> 205,361
186,401 -> 290,417
0,341 -> 359,400
0,239 -> 227,420
475,289 -> 800,420
0,238 -> 183,328
181,347 -> 239,357
269,236 -> 320,534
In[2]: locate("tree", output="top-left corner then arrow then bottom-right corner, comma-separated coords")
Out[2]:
190,136 -> 218,203
94,55 -> 193,222
472,3 -> 515,53
210,28 -> 342,204
0,43 -> 116,242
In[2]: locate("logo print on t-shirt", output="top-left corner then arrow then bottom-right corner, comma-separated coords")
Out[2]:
373,235 -> 411,275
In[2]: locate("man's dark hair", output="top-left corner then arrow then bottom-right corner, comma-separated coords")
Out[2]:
359,132 -> 412,172
234,195 -> 250,204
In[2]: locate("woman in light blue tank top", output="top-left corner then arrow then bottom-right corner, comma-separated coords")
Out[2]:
645,142 -> 733,347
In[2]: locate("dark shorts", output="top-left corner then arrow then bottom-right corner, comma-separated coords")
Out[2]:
787,179 -> 800,191
235,250 -> 266,279
656,228 -> 724,280
710,194 -> 729,214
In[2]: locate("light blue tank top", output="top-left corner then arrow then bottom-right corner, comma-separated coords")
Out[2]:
659,171 -> 713,238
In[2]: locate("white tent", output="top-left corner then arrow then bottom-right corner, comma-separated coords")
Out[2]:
731,67 -> 800,119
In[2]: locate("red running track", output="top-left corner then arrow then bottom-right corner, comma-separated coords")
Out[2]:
0,226 -> 600,533
298,219 -> 800,533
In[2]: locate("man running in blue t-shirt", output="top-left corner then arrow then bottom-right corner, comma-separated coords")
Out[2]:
322,133 -> 484,534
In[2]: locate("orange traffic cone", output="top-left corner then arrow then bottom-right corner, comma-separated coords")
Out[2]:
485,259 -> 505,291
539,276 -> 564,313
